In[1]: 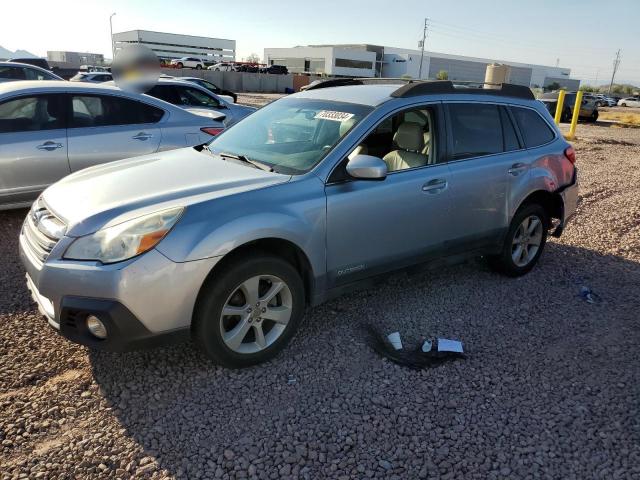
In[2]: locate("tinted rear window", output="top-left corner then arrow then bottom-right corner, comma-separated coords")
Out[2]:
448,103 -> 503,160
70,95 -> 163,127
510,107 -> 555,148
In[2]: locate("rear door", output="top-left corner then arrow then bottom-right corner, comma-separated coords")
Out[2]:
0,94 -> 69,206
66,94 -> 163,172
444,102 -> 528,252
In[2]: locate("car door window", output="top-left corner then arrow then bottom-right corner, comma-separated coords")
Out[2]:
342,105 -> 438,175
0,66 -> 26,80
499,107 -> 521,151
510,107 -> 555,148
176,87 -> 220,108
70,95 -> 164,128
23,67 -> 53,80
447,103 -> 503,160
0,95 -> 66,133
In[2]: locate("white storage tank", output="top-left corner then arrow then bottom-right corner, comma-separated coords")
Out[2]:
484,63 -> 511,89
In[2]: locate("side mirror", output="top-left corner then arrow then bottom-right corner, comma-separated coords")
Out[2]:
346,154 -> 387,180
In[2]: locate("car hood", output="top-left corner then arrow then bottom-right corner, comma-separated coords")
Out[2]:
43,147 -> 290,237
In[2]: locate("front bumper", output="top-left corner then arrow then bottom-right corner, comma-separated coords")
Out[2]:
19,230 -> 221,351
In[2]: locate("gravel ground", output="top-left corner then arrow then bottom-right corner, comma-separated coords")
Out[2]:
1,118 -> 639,479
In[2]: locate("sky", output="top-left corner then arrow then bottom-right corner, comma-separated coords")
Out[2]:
2,0 -> 639,86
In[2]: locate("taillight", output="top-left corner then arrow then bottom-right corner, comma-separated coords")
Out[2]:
564,146 -> 576,165
201,127 -> 224,136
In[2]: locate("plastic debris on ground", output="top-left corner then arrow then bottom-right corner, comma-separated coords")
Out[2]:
365,326 -> 465,369
579,286 -> 599,304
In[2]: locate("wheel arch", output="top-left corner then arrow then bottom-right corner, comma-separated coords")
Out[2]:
515,189 -> 563,227
195,237 -> 316,310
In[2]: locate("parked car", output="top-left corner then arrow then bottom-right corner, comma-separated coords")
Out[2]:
0,81 -> 225,209
19,80 -> 578,367
236,64 -> 260,73
0,62 -> 63,82
170,76 -> 237,103
9,57 -> 51,70
618,97 -> 640,107
79,65 -> 109,73
70,72 -> 113,83
539,91 -> 599,122
170,57 -> 205,69
207,62 -> 236,72
139,78 -> 254,125
260,64 -> 288,75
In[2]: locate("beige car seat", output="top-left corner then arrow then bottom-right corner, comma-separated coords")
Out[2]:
383,122 -> 429,171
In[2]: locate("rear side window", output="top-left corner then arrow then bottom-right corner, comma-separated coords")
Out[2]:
510,107 -> 555,148
447,103 -> 503,160
24,67 -> 56,80
0,65 -> 26,80
147,85 -> 181,104
70,95 -> 163,128
0,95 -> 65,133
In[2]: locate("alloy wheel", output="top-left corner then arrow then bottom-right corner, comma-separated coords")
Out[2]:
219,275 -> 292,354
511,215 -> 543,267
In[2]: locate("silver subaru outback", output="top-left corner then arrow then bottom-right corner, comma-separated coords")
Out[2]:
19,80 -> 578,368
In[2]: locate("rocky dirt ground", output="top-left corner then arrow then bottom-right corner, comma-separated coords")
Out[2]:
1,108 -> 639,479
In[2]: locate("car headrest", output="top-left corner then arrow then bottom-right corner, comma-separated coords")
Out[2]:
339,118 -> 356,136
393,122 -> 424,152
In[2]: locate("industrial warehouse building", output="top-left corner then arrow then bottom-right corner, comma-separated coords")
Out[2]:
47,51 -> 105,67
264,44 -> 580,89
113,30 -> 236,64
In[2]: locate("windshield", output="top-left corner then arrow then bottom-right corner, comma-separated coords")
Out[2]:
208,98 -> 372,174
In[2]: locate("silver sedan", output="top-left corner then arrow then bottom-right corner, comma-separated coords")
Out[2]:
0,81 -> 226,209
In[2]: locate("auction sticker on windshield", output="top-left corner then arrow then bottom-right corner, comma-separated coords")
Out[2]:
314,110 -> 355,122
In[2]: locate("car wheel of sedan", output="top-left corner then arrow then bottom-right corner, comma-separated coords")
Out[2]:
590,110 -> 599,122
196,64 -> 202,70
193,253 -> 305,368
177,62 -> 183,69
488,204 -> 549,277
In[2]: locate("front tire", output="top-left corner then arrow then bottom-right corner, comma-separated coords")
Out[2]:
193,253 -> 305,368
488,204 -> 549,277
196,64 -> 202,70
590,110 -> 599,122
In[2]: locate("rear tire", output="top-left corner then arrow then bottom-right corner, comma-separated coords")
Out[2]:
561,109 -> 571,123
193,253 -> 305,368
590,110 -> 599,122
488,204 -> 549,277
176,62 -> 183,69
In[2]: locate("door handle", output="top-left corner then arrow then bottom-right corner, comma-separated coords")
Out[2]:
36,141 -> 63,151
422,178 -> 448,194
508,163 -> 527,176
132,132 -> 153,141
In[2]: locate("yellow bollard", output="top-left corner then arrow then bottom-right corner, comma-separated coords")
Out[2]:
554,90 -> 566,125
565,90 -> 583,140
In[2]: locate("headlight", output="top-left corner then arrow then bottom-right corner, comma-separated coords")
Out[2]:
64,207 -> 183,264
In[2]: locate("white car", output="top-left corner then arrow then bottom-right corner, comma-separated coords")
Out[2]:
207,62 -> 235,72
618,97 -> 640,107
170,57 -> 205,70
70,72 -> 113,83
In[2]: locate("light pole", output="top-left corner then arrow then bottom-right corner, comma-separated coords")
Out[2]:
109,12 -> 116,62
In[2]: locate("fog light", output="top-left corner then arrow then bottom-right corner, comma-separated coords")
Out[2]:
86,315 -> 107,339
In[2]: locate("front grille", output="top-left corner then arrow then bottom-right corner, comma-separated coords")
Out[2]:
22,200 -> 66,264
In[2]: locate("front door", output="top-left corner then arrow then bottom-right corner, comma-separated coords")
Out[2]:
0,94 -> 69,206
67,94 -> 162,172
325,104 -> 452,287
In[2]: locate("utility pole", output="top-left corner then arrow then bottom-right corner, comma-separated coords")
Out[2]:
418,18 -> 429,79
608,49 -> 621,95
109,12 -> 117,62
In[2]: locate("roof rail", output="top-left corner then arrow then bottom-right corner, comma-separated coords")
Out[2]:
391,81 -> 535,100
301,77 -> 535,100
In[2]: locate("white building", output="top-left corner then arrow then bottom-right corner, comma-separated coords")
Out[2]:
113,30 -> 235,64
264,44 -> 579,89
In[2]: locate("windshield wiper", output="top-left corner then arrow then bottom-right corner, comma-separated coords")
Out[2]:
218,152 -> 273,172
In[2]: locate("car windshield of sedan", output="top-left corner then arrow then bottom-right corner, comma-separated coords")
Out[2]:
208,98 -> 373,174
